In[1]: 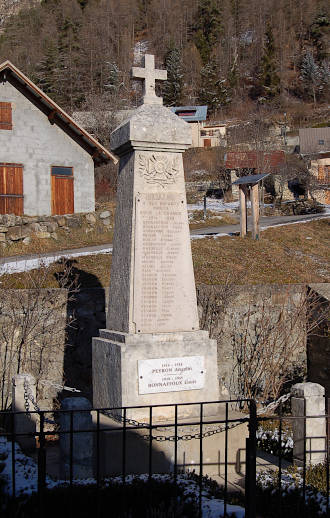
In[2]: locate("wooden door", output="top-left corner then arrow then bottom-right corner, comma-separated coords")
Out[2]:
0,164 -> 23,215
204,138 -> 211,147
51,167 -> 74,215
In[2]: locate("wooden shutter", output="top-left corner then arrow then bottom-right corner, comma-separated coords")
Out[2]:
0,102 -> 12,130
0,164 -> 23,215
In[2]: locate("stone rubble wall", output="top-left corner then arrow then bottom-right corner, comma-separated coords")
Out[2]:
0,209 -> 113,248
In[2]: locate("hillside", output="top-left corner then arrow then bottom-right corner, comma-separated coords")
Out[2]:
0,0 -> 328,127
0,0 -> 40,27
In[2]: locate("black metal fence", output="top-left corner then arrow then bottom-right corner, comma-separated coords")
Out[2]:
256,399 -> 330,518
0,399 -> 329,518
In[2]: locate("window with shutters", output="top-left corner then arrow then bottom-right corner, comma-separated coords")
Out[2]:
0,102 -> 12,130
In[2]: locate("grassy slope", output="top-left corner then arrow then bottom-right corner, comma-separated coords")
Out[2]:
1,220 -> 328,289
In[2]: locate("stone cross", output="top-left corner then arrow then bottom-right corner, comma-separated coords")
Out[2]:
132,54 -> 167,105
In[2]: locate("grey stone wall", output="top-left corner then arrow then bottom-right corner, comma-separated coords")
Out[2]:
197,284 -> 308,397
1,283 -> 325,408
307,284 -> 330,397
0,82 -> 94,216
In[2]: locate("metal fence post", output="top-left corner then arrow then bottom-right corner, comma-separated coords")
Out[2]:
38,411 -> 46,518
245,400 -> 257,518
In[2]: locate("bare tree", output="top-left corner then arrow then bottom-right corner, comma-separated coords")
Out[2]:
229,287 -> 327,404
275,154 -> 320,206
0,260 -> 78,410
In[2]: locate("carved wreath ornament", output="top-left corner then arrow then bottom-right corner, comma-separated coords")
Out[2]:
138,154 -> 179,187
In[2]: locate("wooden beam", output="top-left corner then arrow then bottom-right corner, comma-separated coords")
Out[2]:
239,185 -> 247,237
251,183 -> 260,240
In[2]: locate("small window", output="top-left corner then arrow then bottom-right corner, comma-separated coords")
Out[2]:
318,139 -> 324,145
51,166 -> 73,176
0,102 -> 12,130
176,110 -> 196,117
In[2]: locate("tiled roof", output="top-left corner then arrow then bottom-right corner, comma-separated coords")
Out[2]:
225,151 -> 285,171
170,105 -> 208,122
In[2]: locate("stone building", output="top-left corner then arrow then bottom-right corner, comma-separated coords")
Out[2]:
299,127 -> 330,204
0,60 -> 117,216
224,150 -> 286,199
170,105 -> 227,148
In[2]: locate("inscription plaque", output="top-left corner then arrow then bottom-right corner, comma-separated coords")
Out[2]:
133,192 -> 198,333
138,356 -> 205,394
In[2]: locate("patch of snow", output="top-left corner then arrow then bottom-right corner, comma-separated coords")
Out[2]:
191,232 -> 230,240
188,198 -> 243,213
0,437 -> 245,517
257,467 -> 328,515
133,41 -> 149,65
0,436 -> 57,496
0,247 -> 113,276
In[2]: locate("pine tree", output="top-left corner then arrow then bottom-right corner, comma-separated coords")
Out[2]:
310,11 -> 330,63
259,23 -> 280,99
198,60 -> 230,113
104,62 -> 121,94
193,0 -> 222,64
163,47 -> 184,107
300,52 -> 323,105
35,43 -> 62,99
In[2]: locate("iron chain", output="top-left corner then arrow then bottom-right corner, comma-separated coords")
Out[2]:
102,393 -> 290,443
39,379 -> 82,393
23,377 -> 56,425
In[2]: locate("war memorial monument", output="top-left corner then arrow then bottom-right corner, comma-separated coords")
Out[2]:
92,54 -> 219,421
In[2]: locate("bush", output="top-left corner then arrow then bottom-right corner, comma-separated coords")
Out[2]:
277,200 -> 325,216
256,463 -> 329,518
257,421 -> 293,461
1,478 -> 199,518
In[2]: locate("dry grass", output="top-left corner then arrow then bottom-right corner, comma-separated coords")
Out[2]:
189,210 -> 238,229
1,220 -> 328,289
192,219 -> 329,285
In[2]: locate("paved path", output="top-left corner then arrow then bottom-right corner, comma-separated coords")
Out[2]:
191,212 -> 330,236
0,212 -> 329,274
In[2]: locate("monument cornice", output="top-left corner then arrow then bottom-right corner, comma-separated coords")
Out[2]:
112,140 -> 191,157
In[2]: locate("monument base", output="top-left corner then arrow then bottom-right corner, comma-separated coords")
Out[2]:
92,329 -> 220,420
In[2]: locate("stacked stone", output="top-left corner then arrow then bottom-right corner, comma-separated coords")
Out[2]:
0,209 -> 113,247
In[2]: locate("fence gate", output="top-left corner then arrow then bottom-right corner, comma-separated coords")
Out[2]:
0,163 -> 23,215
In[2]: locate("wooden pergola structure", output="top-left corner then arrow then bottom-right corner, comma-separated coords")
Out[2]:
232,173 -> 270,240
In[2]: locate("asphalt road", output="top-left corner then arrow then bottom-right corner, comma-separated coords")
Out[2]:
190,212 -> 329,236
0,212 -> 329,272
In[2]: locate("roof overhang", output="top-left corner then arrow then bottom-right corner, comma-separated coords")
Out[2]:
0,60 -> 118,166
232,173 -> 270,186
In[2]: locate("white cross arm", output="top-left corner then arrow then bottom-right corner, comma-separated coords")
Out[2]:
131,54 -> 167,105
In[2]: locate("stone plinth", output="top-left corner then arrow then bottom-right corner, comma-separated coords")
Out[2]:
93,330 -> 219,420
94,409 -> 248,477
291,382 -> 326,466
92,56 -> 219,420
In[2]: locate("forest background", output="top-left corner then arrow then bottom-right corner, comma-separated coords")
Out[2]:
0,0 -> 329,195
